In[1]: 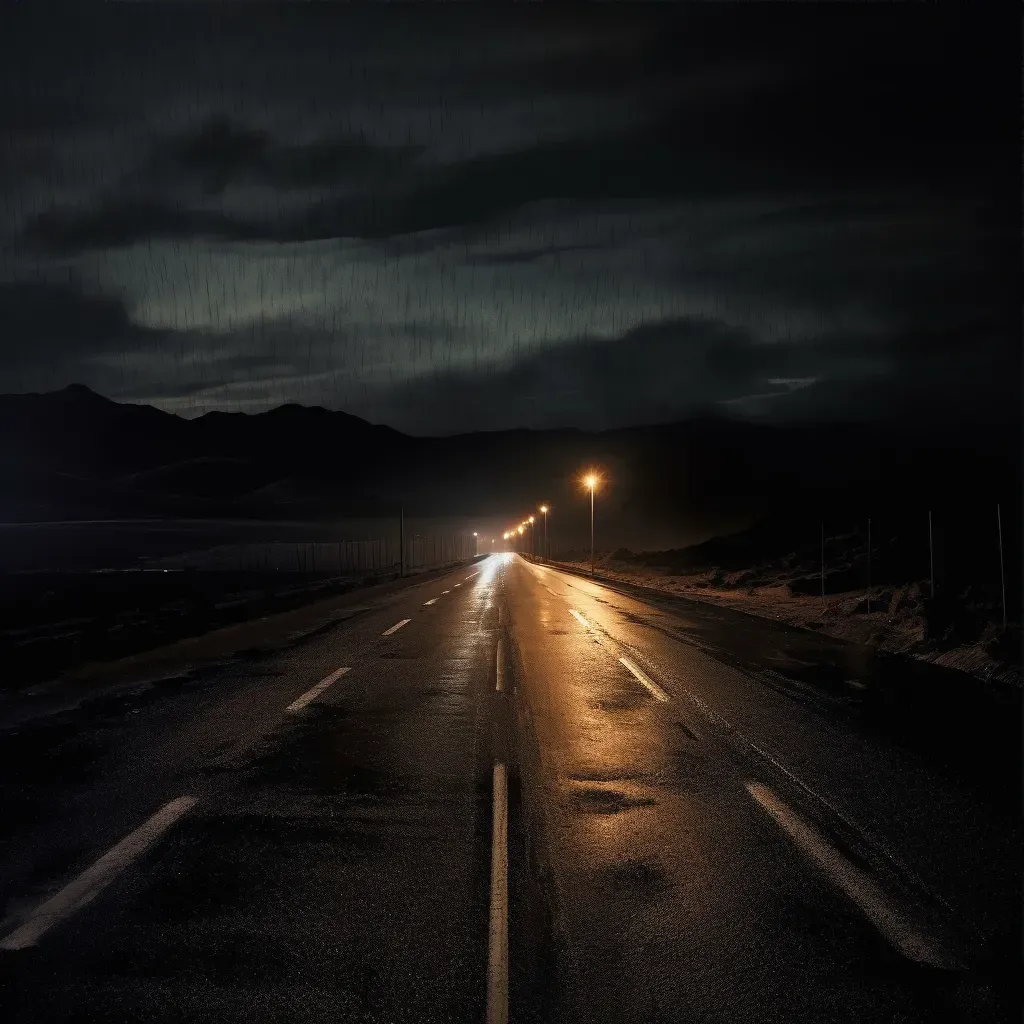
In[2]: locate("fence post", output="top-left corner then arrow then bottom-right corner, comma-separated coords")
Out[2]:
928,510 -> 935,599
997,503 -> 1006,629
820,521 -> 825,601
866,517 -> 871,612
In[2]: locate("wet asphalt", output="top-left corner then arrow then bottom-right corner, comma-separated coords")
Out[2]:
0,553 -> 1018,1023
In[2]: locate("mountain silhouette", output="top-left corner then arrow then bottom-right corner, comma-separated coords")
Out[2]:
0,387 -> 1017,554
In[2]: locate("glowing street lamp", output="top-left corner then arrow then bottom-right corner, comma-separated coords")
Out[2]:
472,531 -> 478,556
539,505 -> 549,561
582,473 -> 600,576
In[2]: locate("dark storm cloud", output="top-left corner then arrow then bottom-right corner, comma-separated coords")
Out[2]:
157,116 -> 423,194
24,200 -> 243,254
1,4 -> 1017,432
370,312 -> 1021,436
24,28 -> 1012,257
18,2 -> 1014,253
0,279 -> 171,397
369,317 -> 777,435
0,94 -> 90,137
463,242 -> 611,267
22,115 -> 425,253
0,280 -> 144,358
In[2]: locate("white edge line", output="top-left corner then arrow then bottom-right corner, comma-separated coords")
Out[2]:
569,608 -> 590,628
496,642 -> 504,693
745,781 -> 959,969
382,618 -> 411,636
619,656 -> 670,702
487,762 -> 509,1024
286,666 -> 351,712
0,795 -> 197,951
671,678 -> 958,927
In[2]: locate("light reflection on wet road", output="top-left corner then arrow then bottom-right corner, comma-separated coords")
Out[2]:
0,553 -> 1017,1022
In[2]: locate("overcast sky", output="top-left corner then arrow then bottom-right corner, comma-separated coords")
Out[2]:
0,4 -> 1018,434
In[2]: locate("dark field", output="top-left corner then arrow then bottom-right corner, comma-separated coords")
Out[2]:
0,519 -> 483,689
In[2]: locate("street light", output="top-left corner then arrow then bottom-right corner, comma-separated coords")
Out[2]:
539,505 -> 549,561
582,473 -> 600,576
528,515 -> 535,557
473,531 -> 478,556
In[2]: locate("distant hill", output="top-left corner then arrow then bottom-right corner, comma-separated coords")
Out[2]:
0,386 -> 1018,554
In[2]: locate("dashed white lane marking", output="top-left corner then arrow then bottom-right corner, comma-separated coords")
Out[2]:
454,583 -> 461,587
382,618 -> 411,636
424,598 -> 438,605
465,572 -> 479,579
496,642 -> 505,692
487,763 -> 509,1024
745,781 -> 958,968
619,656 -> 671,702
0,796 -> 197,951
569,608 -> 590,628
442,590 -> 451,594
286,666 -> 351,712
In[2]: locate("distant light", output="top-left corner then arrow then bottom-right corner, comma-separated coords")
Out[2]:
528,516 -> 534,524
473,532 -> 478,536
518,525 -> 524,535
540,505 -> 548,513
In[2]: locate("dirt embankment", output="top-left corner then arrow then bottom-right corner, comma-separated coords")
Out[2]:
553,550 -> 1021,688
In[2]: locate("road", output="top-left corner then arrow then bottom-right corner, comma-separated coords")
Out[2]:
0,553 -> 1017,1022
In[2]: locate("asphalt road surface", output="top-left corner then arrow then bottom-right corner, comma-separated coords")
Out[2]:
0,553 -> 1018,1022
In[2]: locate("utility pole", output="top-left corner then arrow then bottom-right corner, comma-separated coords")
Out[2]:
590,485 -> 595,577
997,503 -> 1006,629
400,508 -> 405,577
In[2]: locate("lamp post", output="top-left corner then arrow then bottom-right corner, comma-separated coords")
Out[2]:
528,516 -> 535,557
473,532 -> 478,557
539,505 -> 549,561
584,474 -> 599,576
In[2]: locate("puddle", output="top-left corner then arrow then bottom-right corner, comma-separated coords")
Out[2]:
572,785 -> 656,815
602,857 -> 671,895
